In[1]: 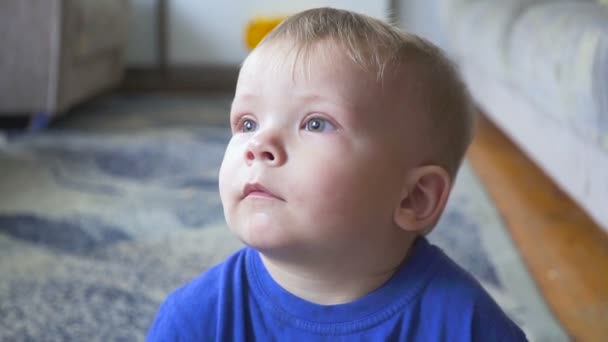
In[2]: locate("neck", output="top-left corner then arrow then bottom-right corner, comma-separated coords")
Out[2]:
258,235 -> 417,305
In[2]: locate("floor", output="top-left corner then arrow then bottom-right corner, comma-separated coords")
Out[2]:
467,114 -> 608,342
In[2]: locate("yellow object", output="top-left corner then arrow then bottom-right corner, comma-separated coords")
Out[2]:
245,16 -> 286,50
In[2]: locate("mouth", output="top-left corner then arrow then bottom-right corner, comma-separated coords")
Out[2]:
242,183 -> 283,200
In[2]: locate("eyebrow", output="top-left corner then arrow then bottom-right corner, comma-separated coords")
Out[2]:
232,91 -> 351,109
230,93 -> 256,110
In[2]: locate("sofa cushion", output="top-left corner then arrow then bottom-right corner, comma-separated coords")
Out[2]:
66,0 -> 130,62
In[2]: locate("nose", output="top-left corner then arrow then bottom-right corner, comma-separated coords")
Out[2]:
245,131 -> 286,167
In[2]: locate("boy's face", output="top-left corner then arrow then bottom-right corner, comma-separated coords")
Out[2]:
219,42 -> 416,259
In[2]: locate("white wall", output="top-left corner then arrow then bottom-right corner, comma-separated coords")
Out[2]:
396,0 -> 446,48
126,0 -> 158,66
125,0 -> 453,67
126,1 -> 389,67
170,0 -> 389,65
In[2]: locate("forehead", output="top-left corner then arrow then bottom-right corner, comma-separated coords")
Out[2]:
241,40 -> 368,85
236,41 -> 384,107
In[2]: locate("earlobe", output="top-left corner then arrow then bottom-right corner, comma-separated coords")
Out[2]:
393,165 -> 451,233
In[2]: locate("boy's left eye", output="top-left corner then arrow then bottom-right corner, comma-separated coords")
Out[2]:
303,117 -> 336,132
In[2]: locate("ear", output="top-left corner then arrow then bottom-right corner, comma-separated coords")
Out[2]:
393,165 -> 451,233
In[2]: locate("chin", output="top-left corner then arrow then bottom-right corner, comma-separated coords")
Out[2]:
229,220 -> 295,252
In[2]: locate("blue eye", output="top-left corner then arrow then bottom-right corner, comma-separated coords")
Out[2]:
241,119 -> 257,132
304,117 -> 336,132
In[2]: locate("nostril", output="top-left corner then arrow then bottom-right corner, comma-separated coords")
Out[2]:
262,152 -> 275,161
246,151 -> 255,160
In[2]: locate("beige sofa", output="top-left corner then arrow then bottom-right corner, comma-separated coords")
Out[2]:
0,0 -> 130,118
440,0 -> 608,231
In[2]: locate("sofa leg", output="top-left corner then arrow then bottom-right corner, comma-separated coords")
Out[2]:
0,116 -> 30,134
28,112 -> 53,132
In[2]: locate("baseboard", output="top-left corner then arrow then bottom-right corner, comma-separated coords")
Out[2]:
121,65 -> 240,92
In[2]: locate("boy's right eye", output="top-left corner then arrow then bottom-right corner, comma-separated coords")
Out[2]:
240,118 -> 257,132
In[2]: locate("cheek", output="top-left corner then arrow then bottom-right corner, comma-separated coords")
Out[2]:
218,160 -> 229,201
292,144 -> 398,224
218,140 -> 241,200
293,156 -> 366,216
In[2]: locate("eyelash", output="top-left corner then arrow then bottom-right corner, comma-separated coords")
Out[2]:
231,115 -> 338,133
231,114 -> 254,133
301,116 -> 337,132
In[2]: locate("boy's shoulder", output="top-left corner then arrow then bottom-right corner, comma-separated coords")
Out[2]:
147,248 -> 249,341
422,244 -> 495,303
415,240 -> 526,340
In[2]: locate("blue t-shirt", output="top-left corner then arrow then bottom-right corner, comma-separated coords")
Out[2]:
147,237 -> 527,341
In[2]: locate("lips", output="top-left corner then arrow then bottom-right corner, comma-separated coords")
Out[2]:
242,183 -> 283,200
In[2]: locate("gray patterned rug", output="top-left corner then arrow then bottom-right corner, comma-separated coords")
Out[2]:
0,94 -> 567,341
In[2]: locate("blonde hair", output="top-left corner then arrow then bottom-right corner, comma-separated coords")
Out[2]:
254,7 -> 476,179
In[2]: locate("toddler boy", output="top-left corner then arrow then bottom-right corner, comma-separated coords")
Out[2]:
148,7 -> 527,341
